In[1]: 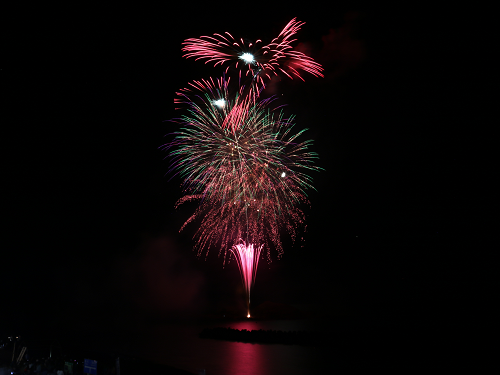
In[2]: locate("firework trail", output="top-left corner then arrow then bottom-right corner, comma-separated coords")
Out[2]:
181,18 -> 323,92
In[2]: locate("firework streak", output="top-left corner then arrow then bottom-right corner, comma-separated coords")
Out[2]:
165,19 -> 322,316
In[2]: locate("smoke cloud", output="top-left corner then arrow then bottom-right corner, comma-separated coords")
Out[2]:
317,11 -> 366,81
116,235 -> 206,320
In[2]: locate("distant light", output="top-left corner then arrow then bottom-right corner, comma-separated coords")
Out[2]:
247,313 -> 251,318
281,172 -> 286,178
240,53 -> 254,64
213,99 -> 225,108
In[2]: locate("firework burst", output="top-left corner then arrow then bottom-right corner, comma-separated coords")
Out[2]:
163,84 -> 319,261
181,18 -> 323,91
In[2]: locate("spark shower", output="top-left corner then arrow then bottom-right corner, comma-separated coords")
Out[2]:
163,18 -> 323,317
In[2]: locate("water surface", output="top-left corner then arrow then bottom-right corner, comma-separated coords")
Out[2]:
130,319 -> 334,374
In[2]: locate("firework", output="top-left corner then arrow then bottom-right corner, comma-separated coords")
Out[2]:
163,85 -> 319,261
181,18 -> 323,91
230,240 -> 263,317
164,19 -> 322,316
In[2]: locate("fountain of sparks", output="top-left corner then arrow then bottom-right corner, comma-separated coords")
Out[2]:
230,240 -> 263,318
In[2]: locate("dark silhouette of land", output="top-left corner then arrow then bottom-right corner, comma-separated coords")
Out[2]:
199,326 -> 330,346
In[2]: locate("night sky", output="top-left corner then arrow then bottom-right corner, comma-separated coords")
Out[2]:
2,4 -> 493,338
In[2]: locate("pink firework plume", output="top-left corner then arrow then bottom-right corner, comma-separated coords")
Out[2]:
230,240 -> 263,317
181,18 -> 323,91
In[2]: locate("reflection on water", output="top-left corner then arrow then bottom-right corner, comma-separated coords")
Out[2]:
228,343 -> 266,375
214,340 -> 264,375
224,338 -> 321,375
132,320 -> 330,375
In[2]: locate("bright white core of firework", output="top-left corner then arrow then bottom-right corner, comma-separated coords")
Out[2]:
281,172 -> 286,178
240,53 -> 254,64
213,99 -> 226,108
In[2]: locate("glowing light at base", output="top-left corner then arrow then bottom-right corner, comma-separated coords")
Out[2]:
231,240 -> 263,317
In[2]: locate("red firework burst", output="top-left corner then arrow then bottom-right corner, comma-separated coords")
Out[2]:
181,18 -> 323,90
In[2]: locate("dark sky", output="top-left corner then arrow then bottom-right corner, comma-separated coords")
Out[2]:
2,4 -> 493,337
